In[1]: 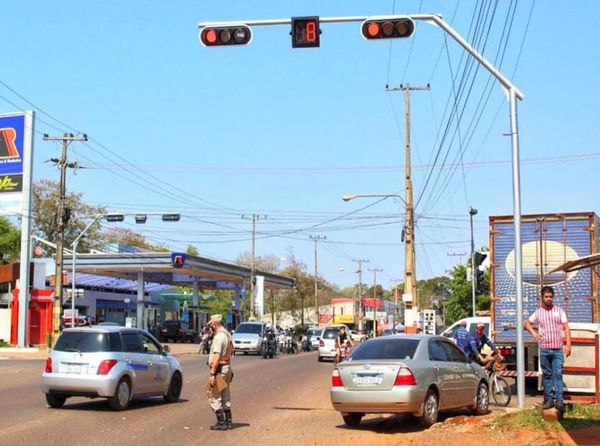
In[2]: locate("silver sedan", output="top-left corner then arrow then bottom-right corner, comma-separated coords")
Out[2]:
330,334 -> 489,427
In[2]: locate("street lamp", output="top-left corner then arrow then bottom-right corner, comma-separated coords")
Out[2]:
469,207 -> 478,317
69,212 -> 180,328
342,193 -> 406,204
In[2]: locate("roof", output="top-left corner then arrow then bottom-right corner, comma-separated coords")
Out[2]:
64,252 -> 295,289
71,272 -> 171,293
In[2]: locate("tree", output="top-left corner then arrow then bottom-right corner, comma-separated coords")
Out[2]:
0,217 -> 20,264
235,251 -> 281,273
32,180 -> 106,254
442,263 -> 490,325
186,245 -> 199,256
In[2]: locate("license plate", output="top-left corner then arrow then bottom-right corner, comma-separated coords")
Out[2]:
65,364 -> 82,374
354,375 -> 379,385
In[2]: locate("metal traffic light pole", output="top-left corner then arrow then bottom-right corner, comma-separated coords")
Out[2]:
198,11 -> 525,409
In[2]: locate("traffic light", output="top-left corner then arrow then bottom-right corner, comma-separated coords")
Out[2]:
171,252 -> 187,268
291,16 -> 320,48
162,213 -> 181,222
474,251 -> 488,269
200,25 -> 252,47
105,214 -> 125,222
361,18 -> 415,40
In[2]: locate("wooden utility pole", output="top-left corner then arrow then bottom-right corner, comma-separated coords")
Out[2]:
385,83 -> 430,330
43,132 -> 87,345
352,258 -> 369,332
310,235 -> 326,326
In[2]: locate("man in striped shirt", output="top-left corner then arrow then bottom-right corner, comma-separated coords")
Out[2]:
524,286 -> 572,412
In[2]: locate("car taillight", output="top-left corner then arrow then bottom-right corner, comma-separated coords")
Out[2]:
45,357 -> 53,373
394,367 -> 416,386
319,339 -> 324,347
97,359 -> 118,375
332,368 -> 344,387
500,347 -> 514,357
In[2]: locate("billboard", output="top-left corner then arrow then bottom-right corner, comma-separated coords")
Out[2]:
0,113 -> 27,215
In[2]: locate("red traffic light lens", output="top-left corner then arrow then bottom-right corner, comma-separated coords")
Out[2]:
202,29 -> 218,45
366,22 -> 380,38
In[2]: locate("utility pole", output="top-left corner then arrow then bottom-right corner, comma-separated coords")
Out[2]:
43,132 -> 87,345
368,268 -> 383,336
309,235 -> 326,326
242,213 -> 266,320
385,83 -> 430,331
469,207 -> 478,317
352,258 -> 369,332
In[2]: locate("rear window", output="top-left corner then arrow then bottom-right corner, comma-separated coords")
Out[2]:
55,332 -> 110,353
322,329 -> 339,339
350,338 -> 420,361
309,329 -> 323,337
234,323 -> 263,335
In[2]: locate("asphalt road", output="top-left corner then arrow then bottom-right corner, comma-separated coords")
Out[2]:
0,348 -> 540,446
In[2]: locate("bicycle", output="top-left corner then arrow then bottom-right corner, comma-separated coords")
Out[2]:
486,356 -> 511,407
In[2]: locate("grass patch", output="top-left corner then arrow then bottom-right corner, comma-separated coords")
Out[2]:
492,404 -> 600,435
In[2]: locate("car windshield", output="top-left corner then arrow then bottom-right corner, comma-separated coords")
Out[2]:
234,324 -> 263,335
55,332 -> 110,352
350,338 -> 420,361
309,329 -> 323,337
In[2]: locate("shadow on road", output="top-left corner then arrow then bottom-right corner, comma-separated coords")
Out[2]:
61,397 -> 190,412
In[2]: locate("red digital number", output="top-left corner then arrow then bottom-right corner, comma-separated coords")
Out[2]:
306,21 -> 317,42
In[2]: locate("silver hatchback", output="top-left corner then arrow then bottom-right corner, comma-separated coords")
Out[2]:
41,326 -> 183,410
330,335 -> 489,427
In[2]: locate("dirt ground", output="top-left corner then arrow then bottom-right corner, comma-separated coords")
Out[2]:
394,412 -> 600,446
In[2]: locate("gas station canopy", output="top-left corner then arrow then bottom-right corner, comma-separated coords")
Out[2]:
63,252 -> 295,290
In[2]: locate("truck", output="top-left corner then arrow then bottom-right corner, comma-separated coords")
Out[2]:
489,212 -> 600,380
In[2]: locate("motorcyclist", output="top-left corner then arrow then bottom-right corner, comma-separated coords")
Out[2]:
335,326 -> 353,363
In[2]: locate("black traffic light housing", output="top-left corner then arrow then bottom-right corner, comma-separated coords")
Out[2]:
291,16 -> 321,48
200,25 -> 252,47
361,18 -> 415,40
474,251 -> 488,269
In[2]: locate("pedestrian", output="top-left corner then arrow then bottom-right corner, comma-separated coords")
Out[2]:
206,314 -> 234,430
452,320 -> 470,354
524,285 -> 572,412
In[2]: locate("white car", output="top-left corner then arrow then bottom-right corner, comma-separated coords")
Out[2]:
350,330 -> 366,342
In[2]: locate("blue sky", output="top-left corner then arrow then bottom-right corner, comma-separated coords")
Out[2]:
1,1 -> 599,290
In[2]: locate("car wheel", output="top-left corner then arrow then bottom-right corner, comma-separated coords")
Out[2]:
164,371 -> 183,403
45,393 -> 67,408
418,389 -> 439,427
342,412 -> 363,427
108,377 -> 132,411
472,381 -> 489,415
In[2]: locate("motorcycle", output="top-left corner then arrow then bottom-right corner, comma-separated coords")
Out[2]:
277,333 -> 286,353
262,331 -> 277,359
199,333 -> 212,355
285,334 -> 298,354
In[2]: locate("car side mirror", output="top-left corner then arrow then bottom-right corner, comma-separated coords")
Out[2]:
162,345 -> 171,354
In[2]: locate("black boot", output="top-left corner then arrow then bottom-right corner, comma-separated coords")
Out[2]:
210,410 -> 227,431
223,409 -> 233,430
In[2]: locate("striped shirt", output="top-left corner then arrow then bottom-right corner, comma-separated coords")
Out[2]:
528,306 -> 567,349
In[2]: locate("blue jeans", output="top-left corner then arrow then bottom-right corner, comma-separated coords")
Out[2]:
540,348 -> 564,404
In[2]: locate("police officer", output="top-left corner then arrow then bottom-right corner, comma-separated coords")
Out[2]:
207,314 -> 234,430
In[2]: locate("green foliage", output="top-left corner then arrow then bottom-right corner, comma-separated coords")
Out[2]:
0,217 -> 20,264
235,251 -> 281,273
32,180 -> 106,254
366,284 -> 385,299
104,227 -> 168,251
207,290 -> 234,318
186,245 -> 199,256
417,276 -> 450,309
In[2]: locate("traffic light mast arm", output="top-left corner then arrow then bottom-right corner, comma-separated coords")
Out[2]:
198,13 -> 523,100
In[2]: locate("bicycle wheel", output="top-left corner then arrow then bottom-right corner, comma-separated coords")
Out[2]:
491,375 -> 511,407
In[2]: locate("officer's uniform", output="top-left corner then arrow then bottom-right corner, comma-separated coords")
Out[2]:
207,317 -> 233,430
